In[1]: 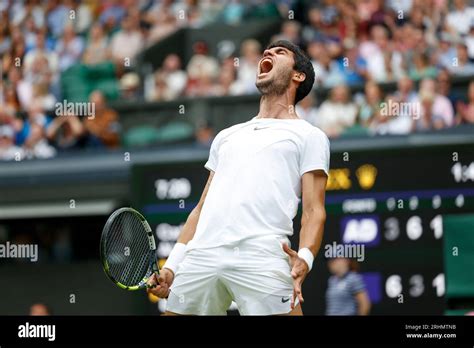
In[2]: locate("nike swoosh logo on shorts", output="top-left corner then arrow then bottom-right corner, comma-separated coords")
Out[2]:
281,297 -> 290,303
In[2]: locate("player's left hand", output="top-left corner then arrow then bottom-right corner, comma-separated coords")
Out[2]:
282,243 -> 309,309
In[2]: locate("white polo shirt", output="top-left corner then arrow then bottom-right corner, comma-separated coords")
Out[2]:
186,116 -> 330,250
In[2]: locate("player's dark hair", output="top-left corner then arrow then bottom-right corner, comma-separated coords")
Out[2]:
266,40 -> 315,105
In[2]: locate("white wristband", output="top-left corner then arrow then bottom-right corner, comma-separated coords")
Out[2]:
298,248 -> 314,272
163,243 -> 187,274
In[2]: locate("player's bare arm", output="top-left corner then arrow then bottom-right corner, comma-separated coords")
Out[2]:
283,169 -> 328,309
147,171 -> 215,298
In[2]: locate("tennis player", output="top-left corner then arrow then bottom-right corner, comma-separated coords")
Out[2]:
148,40 -> 330,315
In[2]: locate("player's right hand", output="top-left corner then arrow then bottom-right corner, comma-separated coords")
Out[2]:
146,268 -> 174,298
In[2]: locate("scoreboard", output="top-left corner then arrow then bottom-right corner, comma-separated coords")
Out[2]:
131,141 -> 474,315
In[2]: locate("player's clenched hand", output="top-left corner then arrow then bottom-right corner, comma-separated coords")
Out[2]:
282,243 -> 309,309
146,268 -> 174,298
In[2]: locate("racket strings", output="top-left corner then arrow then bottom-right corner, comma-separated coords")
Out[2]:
105,211 -> 152,286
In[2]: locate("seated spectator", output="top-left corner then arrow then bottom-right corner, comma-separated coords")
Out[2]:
232,39 -> 261,95
414,78 -> 454,127
295,93 -> 318,125
409,52 -> 438,80
272,20 -> 302,45
55,23 -> 84,72
307,40 -> 329,87
119,72 -> 141,100
109,13 -> 143,65
46,0 -> 71,39
212,63 -> 239,96
19,100 -> 56,159
445,0 -> 474,37
83,91 -> 120,148
0,125 -> 24,161
456,81 -> 474,124
31,82 -> 56,111
149,54 -> 187,101
185,41 -> 220,97
435,32 -> 458,69
341,40 -> 367,86
357,81 -> 384,127
23,31 -> 58,77
82,23 -> 109,65
437,68 -> 464,111
466,23 -> 474,60
413,90 -> 450,131
448,44 -> 474,76
317,84 -> 357,137
46,112 -> 85,151
359,24 -> 402,82
98,0 -> 126,31
194,119 -> 215,147
0,15 -> 11,56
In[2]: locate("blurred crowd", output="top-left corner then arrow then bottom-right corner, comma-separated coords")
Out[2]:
0,0 -> 287,160
148,0 -> 474,137
1,0 -> 474,161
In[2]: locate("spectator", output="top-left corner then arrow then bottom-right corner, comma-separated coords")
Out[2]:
357,81 -> 383,127
46,112 -> 85,151
232,39 -> 262,95
83,91 -> 120,148
55,23 -> 84,72
445,0 -> 474,37
359,24 -> 403,82
82,23 -> 109,65
20,100 -> 56,159
119,72 -> 141,100
185,41 -> 220,97
109,13 -> 143,65
466,23 -> 474,60
23,31 -> 58,77
0,125 -> 24,161
194,119 -> 215,147
272,20 -> 302,45
414,78 -> 454,128
0,15 -> 11,56
437,68 -> 463,110
456,81 -> 474,124
46,0 -> 71,39
317,84 -> 357,137
409,51 -> 438,80
295,93 -> 318,125
449,44 -> 474,76
99,0 -> 126,31
326,258 -> 371,316
435,32 -> 458,70
149,54 -> 187,101
212,62 -> 239,96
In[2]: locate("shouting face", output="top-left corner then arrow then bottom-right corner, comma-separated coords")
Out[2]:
255,46 -> 295,97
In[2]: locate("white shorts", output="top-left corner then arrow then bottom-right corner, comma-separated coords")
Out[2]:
166,235 -> 296,315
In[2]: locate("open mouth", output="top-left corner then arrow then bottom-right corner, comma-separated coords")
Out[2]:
259,58 -> 273,75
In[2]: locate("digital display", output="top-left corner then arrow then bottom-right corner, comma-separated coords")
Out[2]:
131,143 -> 474,314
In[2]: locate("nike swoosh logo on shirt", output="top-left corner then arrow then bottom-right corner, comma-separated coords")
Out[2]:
254,126 -> 270,130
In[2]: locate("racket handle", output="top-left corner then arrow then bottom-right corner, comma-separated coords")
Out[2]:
152,259 -> 160,275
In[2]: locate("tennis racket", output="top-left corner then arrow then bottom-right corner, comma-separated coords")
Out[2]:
100,207 -> 159,290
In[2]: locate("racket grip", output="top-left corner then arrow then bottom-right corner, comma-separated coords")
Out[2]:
152,259 -> 160,275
